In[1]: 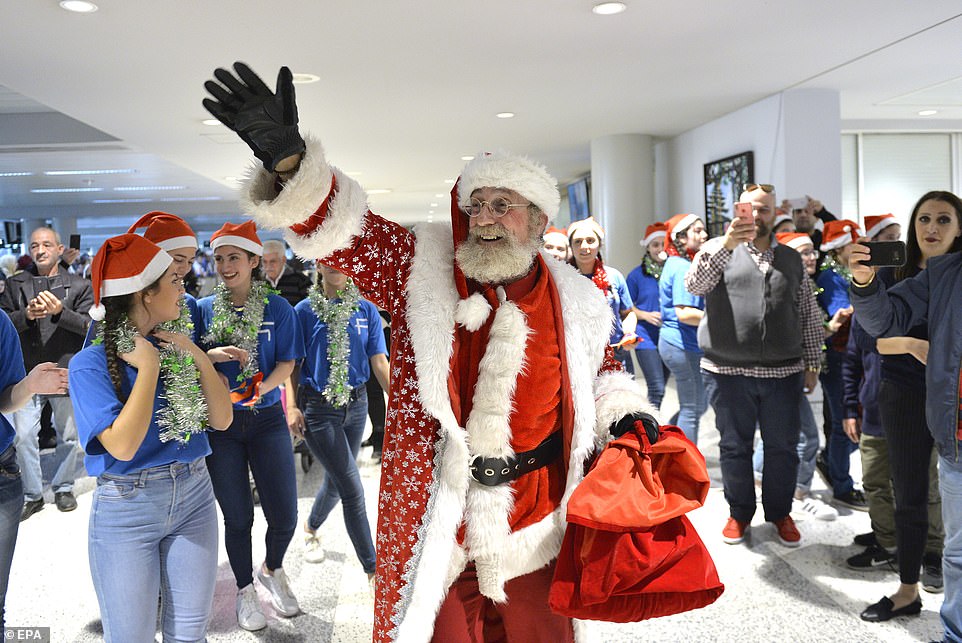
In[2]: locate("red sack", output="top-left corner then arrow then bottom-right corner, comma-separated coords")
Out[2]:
549,424 -> 724,622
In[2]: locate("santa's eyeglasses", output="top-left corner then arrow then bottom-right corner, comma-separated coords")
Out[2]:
462,197 -> 530,217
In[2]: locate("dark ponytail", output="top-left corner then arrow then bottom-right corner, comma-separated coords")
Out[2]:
102,294 -> 134,401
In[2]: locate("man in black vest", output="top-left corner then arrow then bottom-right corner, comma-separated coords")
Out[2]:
686,184 -> 823,548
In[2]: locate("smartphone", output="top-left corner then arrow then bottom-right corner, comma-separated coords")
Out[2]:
733,202 -> 754,224
31,276 -> 49,295
861,240 -> 906,267
68,233 -> 81,250
47,274 -> 67,301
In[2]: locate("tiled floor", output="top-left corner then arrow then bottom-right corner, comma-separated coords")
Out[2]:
6,381 -> 947,642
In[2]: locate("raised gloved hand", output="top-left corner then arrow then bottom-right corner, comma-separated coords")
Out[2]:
203,62 -> 306,172
610,411 -> 660,444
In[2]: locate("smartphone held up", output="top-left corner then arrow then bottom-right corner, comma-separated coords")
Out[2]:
859,240 -> 907,267
732,202 -> 756,241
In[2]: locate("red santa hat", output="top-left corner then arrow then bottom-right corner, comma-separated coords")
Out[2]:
567,217 -> 605,242
666,213 -> 700,240
543,226 -> 568,246
820,219 -> 862,252
776,232 -> 814,253
210,220 -> 263,256
127,211 -> 198,252
88,234 -> 172,321
456,151 -> 560,220
864,213 -> 898,240
641,222 -> 668,246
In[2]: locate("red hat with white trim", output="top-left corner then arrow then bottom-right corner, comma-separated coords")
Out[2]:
820,219 -> 862,252
456,151 -> 560,220
641,222 -> 668,246
543,225 -> 568,247
776,232 -> 814,253
88,234 -> 172,321
864,213 -> 898,240
127,211 -> 198,252
210,220 -> 263,256
666,213 -> 700,240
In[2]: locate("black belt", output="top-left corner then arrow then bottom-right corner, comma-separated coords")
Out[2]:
470,432 -> 562,487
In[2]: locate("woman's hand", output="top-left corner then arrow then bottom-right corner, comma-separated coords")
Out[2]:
287,407 -> 306,439
119,336 -> 160,372
847,242 -> 877,285
907,338 -> 929,365
24,362 -> 69,396
152,329 -> 201,357
207,345 -> 250,367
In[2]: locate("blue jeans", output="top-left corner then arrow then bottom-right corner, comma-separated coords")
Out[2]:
634,348 -> 670,409
820,349 -> 856,496
751,395 -> 820,493
705,371 -> 802,523
939,455 -> 962,643
0,446 -> 22,631
206,403 -> 298,588
88,458 -> 218,643
12,394 -> 84,500
301,387 -> 376,574
612,346 -> 634,376
658,339 -> 707,445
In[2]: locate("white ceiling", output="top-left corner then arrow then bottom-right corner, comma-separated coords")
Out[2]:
1,0 -> 961,250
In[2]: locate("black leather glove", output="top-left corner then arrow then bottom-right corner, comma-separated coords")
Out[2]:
611,412 -> 660,444
203,62 -> 306,172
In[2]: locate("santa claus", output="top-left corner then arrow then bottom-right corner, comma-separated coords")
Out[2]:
204,62 -> 658,643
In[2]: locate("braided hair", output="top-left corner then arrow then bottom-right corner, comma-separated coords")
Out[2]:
101,294 -> 134,401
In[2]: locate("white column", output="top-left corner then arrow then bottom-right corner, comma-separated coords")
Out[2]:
590,134 -> 654,274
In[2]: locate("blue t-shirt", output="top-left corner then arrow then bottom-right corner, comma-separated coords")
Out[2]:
625,263 -> 661,351
816,268 -> 851,317
584,266 -> 633,345
196,292 -> 304,409
0,313 -> 26,453
83,293 -> 201,349
659,255 -> 703,352
295,297 -> 387,394
68,342 -> 211,476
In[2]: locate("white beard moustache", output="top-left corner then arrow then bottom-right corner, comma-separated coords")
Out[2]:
456,223 -> 540,284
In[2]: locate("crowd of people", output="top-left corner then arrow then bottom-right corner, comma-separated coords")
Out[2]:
0,59 -> 958,643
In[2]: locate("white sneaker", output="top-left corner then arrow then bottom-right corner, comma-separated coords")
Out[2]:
257,566 -> 300,617
792,495 -> 838,522
304,531 -> 325,563
235,584 -> 267,631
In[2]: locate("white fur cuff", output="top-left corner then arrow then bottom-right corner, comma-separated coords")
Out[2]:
593,371 -> 657,446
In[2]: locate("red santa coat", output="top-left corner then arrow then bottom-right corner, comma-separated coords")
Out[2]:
242,137 -> 652,642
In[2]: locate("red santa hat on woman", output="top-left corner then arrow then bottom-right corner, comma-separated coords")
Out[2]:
567,217 -> 605,242
456,151 -> 560,220
210,220 -> 263,256
820,219 -> 862,253
863,213 -> 898,240
776,232 -> 814,253
127,211 -> 198,252
88,234 -> 172,321
640,222 -> 668,247
543,226 -> 568,247
666,213 -> 700,241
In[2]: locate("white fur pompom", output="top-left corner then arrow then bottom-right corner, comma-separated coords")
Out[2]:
89,303 -> 106,321
454,293 -> 492,332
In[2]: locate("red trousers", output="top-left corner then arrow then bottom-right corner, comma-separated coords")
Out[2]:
430,564 -> 574,643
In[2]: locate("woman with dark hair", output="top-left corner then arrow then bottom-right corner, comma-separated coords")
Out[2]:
658,213 -> 708,444
849,190 -> 962,631
69,234 -> 232,642
197,221 -> 305,632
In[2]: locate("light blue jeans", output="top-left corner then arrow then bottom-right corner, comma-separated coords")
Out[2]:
752,395 -> 820,493
939,454 -> 962,643
658,338 -> 707,445
12,394 -> 84,500
88,458 -> 218,643
0,446 -> 22,631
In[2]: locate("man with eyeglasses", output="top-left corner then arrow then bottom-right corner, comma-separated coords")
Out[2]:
0,226 -> 92,520
686,183 -> 823,549
203,62 -> 662,641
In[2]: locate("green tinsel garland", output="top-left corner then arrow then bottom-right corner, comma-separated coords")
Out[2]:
820,253 -> 852,284
642,254 -> 664,280
202,280 -> 275,385
307,280 -> 360,407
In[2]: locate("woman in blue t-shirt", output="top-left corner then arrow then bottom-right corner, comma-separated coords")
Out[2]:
196,221 -> 305,632
658,213 -> 708,444
626,222 -> 671,408
69,234 -> 232,643
288,264 -> 390,581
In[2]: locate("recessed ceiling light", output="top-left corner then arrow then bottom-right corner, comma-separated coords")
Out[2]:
461,155 -> 475,161
430,203 -> 438,207
44,169 -> 135,176
496,112 -> 515,119
113,185 -> 186,192
367,189 -> 392,195
0,172 -> 34,177
59,1 -> 98,13
434,193 -> 445,198
292,73 -> 320,84
429,210 -> 435,214
592,2 -> 626,15
32,187 -> 103,193
443,179 -> 456,184
918,109 -> 938,116
202,119 -> 222,126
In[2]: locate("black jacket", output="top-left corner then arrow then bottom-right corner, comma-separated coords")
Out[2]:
0,267 -> 93,370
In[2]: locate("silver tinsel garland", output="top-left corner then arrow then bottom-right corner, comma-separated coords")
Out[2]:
202,280 -> 275,385
307,280 -> 360,407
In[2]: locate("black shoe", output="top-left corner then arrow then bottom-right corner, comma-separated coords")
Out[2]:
834,488 -> 869,511
815,450 -> 832,487
853,531 -> 878,547
922,552 -> 944,593
20,499 -> 44,522
847,544 -> 897,570
54,491 -> 77,512
360,436 -> 374,448
859,596 -> 922,622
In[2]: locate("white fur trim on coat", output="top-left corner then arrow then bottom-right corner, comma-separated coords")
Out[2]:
283,166 -> 368,260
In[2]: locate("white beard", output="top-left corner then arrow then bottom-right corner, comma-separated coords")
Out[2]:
455,223 -> 540,284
